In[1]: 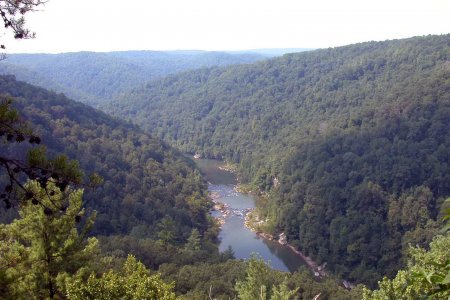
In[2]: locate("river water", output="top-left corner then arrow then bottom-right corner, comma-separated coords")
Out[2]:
195,158 -> 305,272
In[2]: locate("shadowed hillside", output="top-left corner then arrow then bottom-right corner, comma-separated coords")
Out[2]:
106,34 -> 450,285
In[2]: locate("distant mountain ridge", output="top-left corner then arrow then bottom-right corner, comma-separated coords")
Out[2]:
229,48 -> 313,56
0,49 -> 307,106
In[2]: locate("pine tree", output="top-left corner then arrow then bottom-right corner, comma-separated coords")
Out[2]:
185,228 -> 201,252
0,180 -> 99,299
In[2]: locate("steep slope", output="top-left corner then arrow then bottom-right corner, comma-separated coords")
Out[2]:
0,51 -> 268,106
106,34 -> 450,285
0,75 -> 212,242
0,75 -> 365,300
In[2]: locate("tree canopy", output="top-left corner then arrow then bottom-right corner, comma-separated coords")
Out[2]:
105,34 -> 450,285
0,181 -> 98,298
0,51 -> 268,105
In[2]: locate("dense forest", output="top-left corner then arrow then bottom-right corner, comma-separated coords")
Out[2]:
0,74 -> 215,245
1,33 -> 449,298
0,51 -> 271,106
0,75 -> 366,299
106,34 -> 450,285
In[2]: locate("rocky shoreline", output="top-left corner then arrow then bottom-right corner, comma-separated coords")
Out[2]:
210,191 -> 228,226
210,184 -> 327,278
244,210 -> 327,278
210,190 -> 251,227
218,164 -> 236,173
208,162 -> 327,278
203,157 -> 354,288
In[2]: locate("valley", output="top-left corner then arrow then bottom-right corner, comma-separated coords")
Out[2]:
0,50 -> 294,106
1,33 -> 449,299
106,34 -> 450,284
196,157 -> 307,273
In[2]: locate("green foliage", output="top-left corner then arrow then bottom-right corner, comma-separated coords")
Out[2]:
1,33 -> 448,299
285,270 -> 364,300
1,94 -> 100,210
157,216 -> 178,246
363,234 -> 450,300
235,254 -> 295,300
0,181 -> 99,299
106,35 -> 450,284
0,96 -> 24,132
160,259 -> 245,299
184,228 -> 201,252
0,51 -> 267,106
97,223 -> 221,275
441,198 -> 450,233
270,281 -> 298,300
65,255 -> 176,300
0,75 -> 220,299
234,256 -> 360,300
0,75 -> 212,246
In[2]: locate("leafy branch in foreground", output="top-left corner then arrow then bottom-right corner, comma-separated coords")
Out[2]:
363,200 -> 450,300
0,0 -> 46,52
0,180 -> 99,299
1,96 -> 103,210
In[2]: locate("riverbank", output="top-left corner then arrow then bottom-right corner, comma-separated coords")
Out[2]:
218,163 -> 236,173
244,210 -> 327,278
210,189 -> 253,227
198,157 -> 320,274
234,183 -> 256,195
210,191 -> 229,226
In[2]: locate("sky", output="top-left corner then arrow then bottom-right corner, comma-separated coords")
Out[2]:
2,0 -> 449,53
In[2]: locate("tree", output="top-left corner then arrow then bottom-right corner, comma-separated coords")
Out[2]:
65,255 -> 176,300
235,254 -> 297,300
1,96 -> 102,208
363,234 -> 450,300
235,255 -> 273,300
363,201 -> 450,300
157,216 -> 177,246
0,0 -> 45,53
0,180 -> 99,299
184,228 -> 201,252
270,281 -> 298,300
0,0 -> 101,209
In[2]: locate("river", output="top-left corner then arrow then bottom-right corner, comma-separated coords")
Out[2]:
195,158 -> 306,273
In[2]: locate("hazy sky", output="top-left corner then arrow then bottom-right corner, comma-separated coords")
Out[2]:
3,0 -> 449,53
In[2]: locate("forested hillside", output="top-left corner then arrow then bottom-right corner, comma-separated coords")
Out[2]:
0,50 -> 268,105
107,34 -> 450,285
0,75 -> 365,300
0,75 -> 213,243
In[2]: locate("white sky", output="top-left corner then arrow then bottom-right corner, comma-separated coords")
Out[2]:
2,0 -> 450,53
